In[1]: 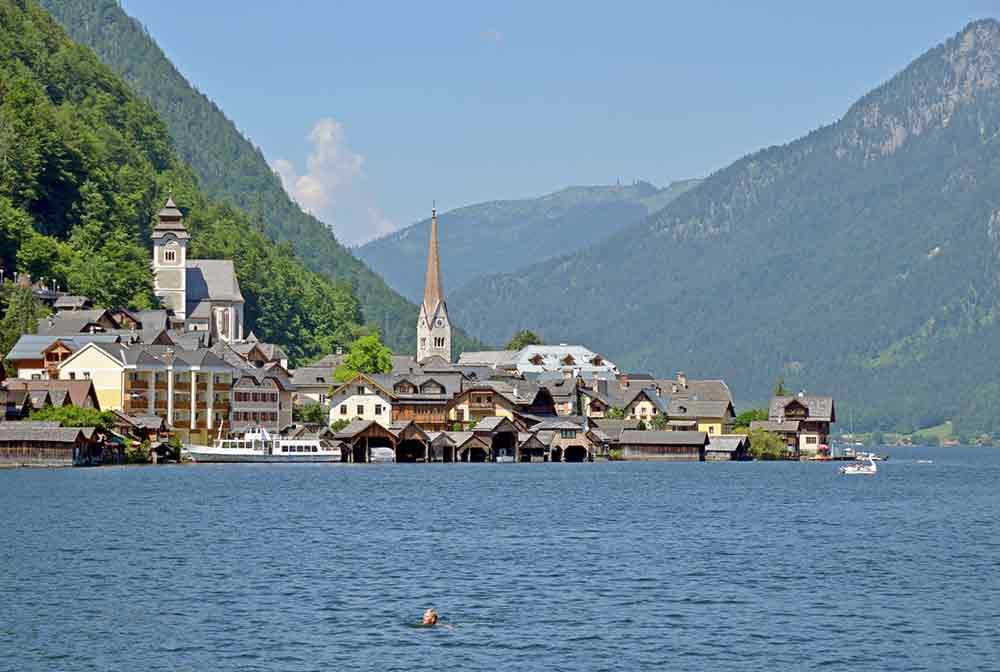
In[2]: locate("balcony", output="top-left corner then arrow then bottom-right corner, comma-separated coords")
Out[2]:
153,400 -> 168,410
214,382 -> 231,391
174,401 -> 191,410
126,379 -> 148,390
154,381 -> 167,390
197,382 -> 208,391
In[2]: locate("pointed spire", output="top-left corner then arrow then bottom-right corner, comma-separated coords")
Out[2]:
422,208 -> 444,314
154,196 -> 188,236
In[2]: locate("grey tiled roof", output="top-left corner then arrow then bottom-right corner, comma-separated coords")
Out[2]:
707,435 -> 749,452
620,430 -> 708,446
291,367 -> 333,388
667,398 -> 733,419
769,395 -> 836,423
0,424 -> 93,444
5,334 -> 121,361
750,420 -> 801,433
185,260 -> 244,318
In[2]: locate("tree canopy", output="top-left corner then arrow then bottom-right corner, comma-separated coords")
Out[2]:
505,329 -> 544,350
334,334 -> 393,382
0,0 -> 361,365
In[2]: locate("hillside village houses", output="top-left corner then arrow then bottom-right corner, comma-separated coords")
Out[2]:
0,198 -> 834,465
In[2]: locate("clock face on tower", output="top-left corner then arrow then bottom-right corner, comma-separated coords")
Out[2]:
435,318 -> 445,328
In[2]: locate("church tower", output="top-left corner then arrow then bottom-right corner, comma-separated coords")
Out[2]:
417,208 -> 451,362
152,197 -> 189,320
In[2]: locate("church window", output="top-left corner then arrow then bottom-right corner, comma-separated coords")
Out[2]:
434,337 -> 445,348
165,249 -> 176,262
420,337 -> 427,349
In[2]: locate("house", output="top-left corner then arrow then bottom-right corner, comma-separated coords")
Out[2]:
761,393 -> 836,456
622,388 -> 669,423
151,197 -> 245,342
230,370 -> 295,433
381,373 -> 464,431
328,373 -> 395,428
5,334 -> 123,379
228,332 -> 289,370
290,364 -> 336,407
55,342 -> 235,442
448,383 -> 519,427
666,398 -> 735,436
618,430 -> 708,461
706,434 -> 751,461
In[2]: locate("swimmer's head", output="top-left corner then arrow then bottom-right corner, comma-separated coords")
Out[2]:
423,608 -> 438,625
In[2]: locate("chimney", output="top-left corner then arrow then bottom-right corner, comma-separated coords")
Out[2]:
677,371 -> 688,390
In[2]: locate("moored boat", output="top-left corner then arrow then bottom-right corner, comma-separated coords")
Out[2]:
185,427 -> 341,463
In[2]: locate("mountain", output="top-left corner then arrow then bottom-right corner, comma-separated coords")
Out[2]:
37,0 -> 480,356
0,0 -> 363,366
357,180 -> 699,302
452,20 -> 1000,435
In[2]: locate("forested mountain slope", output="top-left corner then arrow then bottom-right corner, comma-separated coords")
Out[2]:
0,0 -> 362,365
357,180 -> 699,302
453,20 -> 1000,434
38,0 -> 480,355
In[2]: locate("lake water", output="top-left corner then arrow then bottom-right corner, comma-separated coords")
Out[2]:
2,447 -> 999,671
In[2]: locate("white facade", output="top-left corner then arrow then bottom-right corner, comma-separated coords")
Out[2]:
328,379 -> 393,428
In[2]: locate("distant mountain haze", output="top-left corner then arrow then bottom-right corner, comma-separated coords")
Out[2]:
452,20 -> 1000,434
356,180 -> 700,302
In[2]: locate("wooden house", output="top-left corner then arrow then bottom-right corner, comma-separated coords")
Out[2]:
618,430 -> 708,461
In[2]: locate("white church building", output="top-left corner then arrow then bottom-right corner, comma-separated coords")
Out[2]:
152,197 -> 245,342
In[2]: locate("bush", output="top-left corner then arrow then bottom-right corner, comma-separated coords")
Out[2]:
124,439 -> 149,464
748,429 -> 788,460
330,418 -> 350,433
608,449 -> 624,461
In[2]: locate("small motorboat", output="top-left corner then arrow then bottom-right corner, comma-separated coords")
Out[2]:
840,456 -> 877,475
916,459 -> 933,464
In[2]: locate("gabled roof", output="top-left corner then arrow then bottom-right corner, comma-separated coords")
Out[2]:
769,395 -> 836,423
750,420 -> 801,433
0,423 -> 94,444
472,416 -> 519,434
186,260 -> 244,318
291,366 -> 333,388
3,379 -> 99,409
707,435 -> 749,452
624,387 -> 669,413
35,310 -> 117,336
667,398 -> 734,419
5,334 -> 121,361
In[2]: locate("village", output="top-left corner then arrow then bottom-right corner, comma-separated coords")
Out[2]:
0,199 -> 835,467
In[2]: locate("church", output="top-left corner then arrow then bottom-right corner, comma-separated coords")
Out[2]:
416,208 -> 452,362
151,198 -> 246,343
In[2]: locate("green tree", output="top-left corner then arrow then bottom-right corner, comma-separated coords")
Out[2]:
733,408 -> 768,433
505,329 -> 543,350
29,405 -> 116,432
330,418 -> 351,433
650,414 -> 669,430
295,403 -> 328,425
334,333 -> 393,382
748,429 -> 788,460
605,407 -> 626,419
0,283 -> 45,357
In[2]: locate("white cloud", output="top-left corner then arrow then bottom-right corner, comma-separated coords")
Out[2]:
272,118 -> 394,245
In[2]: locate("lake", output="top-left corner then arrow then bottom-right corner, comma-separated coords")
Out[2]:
1,447 -> 998,671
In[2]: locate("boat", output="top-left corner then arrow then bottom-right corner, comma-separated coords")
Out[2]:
916,459 -> 934,464
839,456 -> 877,475
369,446 -> 396,463
185,427 -> 341,463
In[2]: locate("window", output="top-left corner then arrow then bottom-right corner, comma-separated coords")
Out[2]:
805,436 -> 818,444
68,372 -> 76,380
375,404 -> 383,415
708,426 -> 715,434
434,337 -> 445,348
420,337 -> 427,349
31,374 -> 42,380
356,386 -> 365,394
319,394 -> 328,404
357,405 -> 364,416
340,404 -> 348,416
83,372 -> 91,380
560,429 -> 577,439
165,249 -> 176,262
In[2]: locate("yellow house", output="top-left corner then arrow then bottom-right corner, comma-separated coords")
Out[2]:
623,388 -> 668,423
666,399 -> 735,436
56,342 -> 126,411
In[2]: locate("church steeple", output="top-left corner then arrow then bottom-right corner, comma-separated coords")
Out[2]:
423,208 -> 444,315
417,207 -> 451,362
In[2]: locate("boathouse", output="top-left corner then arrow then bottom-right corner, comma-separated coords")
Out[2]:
334,419 -> 397,463
0,421 -> 106,467
618,430 -> 708,461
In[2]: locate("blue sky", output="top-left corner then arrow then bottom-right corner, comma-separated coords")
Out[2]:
122,1 -> 999,245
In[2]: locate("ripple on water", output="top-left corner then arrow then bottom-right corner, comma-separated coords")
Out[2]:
1,449 -> 999,671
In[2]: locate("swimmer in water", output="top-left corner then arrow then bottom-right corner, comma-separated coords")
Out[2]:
421,608 -> 454,630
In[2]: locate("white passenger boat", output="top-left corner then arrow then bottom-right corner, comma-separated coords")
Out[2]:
185,427 -> 341,463
839,456 -> 877,475
369,446 -> 396,463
